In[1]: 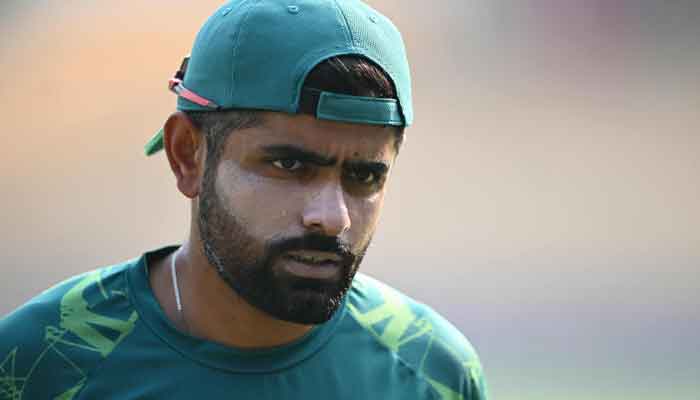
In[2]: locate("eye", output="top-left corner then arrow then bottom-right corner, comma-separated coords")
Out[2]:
348,168 -> 377,184
272,159 -> 303,171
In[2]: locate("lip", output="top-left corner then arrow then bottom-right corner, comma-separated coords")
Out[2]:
281,254 -> 341,280
285,250 -> 343,263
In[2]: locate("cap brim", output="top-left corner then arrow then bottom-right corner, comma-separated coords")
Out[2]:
144,127 -> 165,156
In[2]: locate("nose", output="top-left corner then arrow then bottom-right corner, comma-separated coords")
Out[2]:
302,183 -> 351,237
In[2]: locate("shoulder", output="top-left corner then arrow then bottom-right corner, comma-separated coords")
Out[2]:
346,273 -> 488,400
0,259 -> 138,399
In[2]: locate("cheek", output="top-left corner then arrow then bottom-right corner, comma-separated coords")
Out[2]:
215,160 -> 304,238
348,192 -> 385,246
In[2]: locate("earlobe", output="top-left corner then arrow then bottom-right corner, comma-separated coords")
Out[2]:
163,112 -> 204,199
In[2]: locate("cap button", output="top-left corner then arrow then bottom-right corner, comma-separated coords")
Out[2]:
222,7 -> 233,16
369,14 -> 378,23
287,5 -> 300,14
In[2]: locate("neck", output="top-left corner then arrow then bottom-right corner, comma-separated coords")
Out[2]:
153,240 -> 314,349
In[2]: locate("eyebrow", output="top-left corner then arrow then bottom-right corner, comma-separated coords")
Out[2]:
260,144 -> 390,173
344,159 -> 389,175
260,145 -> 337,166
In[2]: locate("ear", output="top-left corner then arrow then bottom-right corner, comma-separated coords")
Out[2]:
163,112 -> 205,198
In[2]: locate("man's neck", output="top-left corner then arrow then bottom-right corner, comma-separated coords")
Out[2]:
149,241 -> 314,349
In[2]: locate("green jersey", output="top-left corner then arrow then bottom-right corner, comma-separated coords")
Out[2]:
0,247 -> 487,399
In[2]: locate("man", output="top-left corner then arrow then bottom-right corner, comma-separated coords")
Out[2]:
0,0 -> 487,398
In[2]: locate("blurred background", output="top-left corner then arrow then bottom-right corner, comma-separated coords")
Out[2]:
1,1 -> 698,398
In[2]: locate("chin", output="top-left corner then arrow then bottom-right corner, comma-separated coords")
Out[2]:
273,288 -> 344,325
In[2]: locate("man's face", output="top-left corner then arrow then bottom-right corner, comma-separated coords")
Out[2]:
198,112 -> 398,324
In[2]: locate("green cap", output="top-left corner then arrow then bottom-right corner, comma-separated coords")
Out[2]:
145,0 -> 413,156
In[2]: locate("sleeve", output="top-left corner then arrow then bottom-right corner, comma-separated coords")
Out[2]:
415,303 -> 489,400
347,274 -> 488,400
465,356 -> 488,400
0,275 -> 88,400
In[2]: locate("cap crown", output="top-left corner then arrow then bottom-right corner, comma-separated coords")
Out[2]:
179,0 -> 413,125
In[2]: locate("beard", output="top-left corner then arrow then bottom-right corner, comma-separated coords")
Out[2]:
197,169 -> 367,325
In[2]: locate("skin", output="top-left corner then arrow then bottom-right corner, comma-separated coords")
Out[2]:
148,111 -> 398,349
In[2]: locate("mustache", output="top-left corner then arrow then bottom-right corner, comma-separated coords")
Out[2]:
266,233 -> 356,265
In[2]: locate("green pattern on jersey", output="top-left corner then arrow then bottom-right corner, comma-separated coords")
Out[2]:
59,270 -> 138,357
348,277 -> 485,400
0,268 -> 137,400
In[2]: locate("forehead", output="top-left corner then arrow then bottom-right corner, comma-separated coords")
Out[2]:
227,112 -> 398,160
